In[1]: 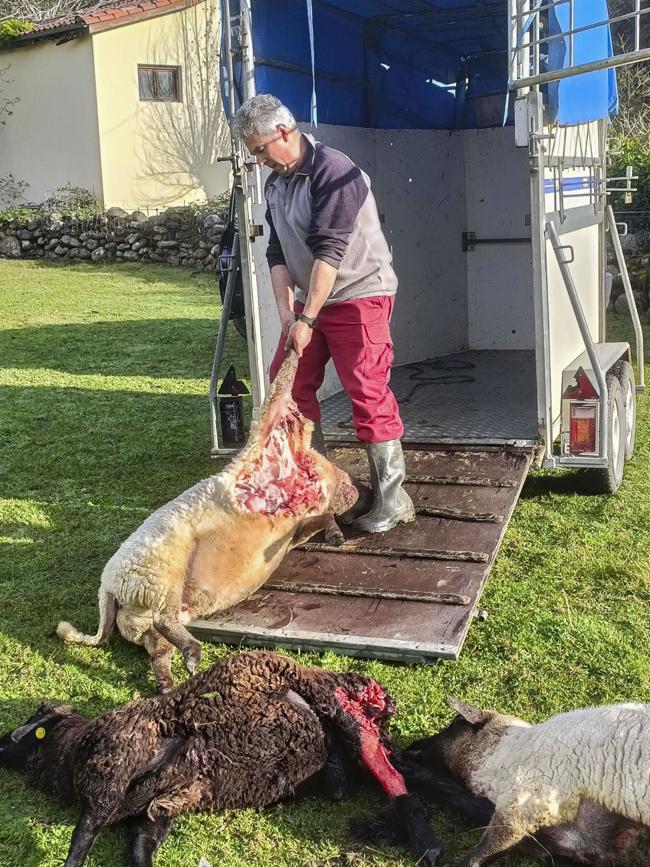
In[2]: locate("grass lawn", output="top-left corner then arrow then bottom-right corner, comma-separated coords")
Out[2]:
0,258 -> 648,867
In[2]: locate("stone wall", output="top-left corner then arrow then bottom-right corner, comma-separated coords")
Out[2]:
0,205 -> 225,271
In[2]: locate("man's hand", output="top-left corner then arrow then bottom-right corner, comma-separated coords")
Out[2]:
285,320 -> 313,357
279,309 -> 296,338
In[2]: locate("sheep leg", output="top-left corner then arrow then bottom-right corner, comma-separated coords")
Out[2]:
127,813 -> 173,867
321,729 -> 357,801
153,617 -> 202,676
64,810 -> 103,867
458,811 -> 525,867
143,629 -> 175,693
290,514 -> 344,548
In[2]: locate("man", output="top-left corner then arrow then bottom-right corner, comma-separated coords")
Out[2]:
233,94 -> 414,534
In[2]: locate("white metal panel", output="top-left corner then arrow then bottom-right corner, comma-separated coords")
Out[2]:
545,224 -> 600,428
374,128 -> 468,365
464,128 -> 535,350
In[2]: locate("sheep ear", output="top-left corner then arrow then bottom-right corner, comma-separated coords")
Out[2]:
447,699 -> 488,725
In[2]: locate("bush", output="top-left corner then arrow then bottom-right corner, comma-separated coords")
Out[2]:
0,184 -> 102,227
0,19 -> 32,43
609,133 -> 650,213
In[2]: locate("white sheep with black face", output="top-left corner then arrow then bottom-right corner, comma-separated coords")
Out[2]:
418,700 -> 650,867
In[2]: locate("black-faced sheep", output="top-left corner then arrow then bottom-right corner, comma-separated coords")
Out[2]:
56,352 -> 358,692
0,651 -> 441,867
391,699 -> 650,866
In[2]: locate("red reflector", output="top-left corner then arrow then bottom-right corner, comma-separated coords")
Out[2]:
563,367 -> 599,400
570,404 -> 597,454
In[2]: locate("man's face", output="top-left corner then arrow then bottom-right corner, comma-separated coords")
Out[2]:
245,125 -> 300,175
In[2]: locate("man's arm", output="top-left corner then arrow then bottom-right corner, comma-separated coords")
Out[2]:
286,148 -> 368,356
271,264 -> 296,337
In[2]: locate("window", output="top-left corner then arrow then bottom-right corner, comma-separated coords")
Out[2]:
138,66 -> 181,102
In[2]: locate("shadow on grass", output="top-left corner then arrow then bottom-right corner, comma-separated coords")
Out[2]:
0,382 -> 232,698
0,318 -> 248,380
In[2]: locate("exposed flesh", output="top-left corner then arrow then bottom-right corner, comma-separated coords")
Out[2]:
334,683 -> 408,799
234,354 -> 325,516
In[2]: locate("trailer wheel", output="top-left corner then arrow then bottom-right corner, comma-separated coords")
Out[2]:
611,360 -> 636,460
581,374 -> 625,494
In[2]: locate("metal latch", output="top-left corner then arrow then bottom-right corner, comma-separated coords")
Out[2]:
462,231 -> 531,252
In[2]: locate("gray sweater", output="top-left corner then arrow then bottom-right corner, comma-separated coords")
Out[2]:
264,134 -> 398,305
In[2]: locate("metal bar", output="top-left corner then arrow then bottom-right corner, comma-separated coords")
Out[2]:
254,56 -> 367,89
606,205 -> 646,391
354,473 -> 520,488
568,0 -> 574,68
298,542 -> 491,563
546,220 -> 608,459
417,506 -> 503,523
264,580 -> 472,606
513,46 -> 650,90
636,0 -> 641,52
209,231 -> 240,453
223,0 -> 235,114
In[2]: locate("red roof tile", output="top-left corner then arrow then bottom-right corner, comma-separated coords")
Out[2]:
15,0 -> 192,40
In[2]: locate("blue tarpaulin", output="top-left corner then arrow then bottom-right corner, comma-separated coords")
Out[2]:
220,0 -> 619,130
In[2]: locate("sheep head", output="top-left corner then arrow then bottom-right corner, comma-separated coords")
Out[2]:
0,702 -> 73,770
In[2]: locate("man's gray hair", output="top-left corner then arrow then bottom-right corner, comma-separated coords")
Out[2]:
232,94 -> 297,140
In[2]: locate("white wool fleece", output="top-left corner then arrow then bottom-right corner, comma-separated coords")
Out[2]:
471,704 -> 650,832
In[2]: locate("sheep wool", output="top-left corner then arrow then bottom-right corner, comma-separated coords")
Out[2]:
471,703 -> 650,832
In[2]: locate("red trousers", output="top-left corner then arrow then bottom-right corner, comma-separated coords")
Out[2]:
269,295 -> 404,443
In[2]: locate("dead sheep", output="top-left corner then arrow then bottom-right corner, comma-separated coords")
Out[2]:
0,651 -> 441,867
56,351 -> 358,691
397,699 -> 650,866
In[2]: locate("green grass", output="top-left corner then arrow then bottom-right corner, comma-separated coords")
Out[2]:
0,258 -> 648,866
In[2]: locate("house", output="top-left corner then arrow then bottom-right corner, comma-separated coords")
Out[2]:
0,0 -> 231,210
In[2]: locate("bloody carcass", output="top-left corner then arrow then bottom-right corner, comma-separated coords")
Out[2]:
57,352 -> 358,690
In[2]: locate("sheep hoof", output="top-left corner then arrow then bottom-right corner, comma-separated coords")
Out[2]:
324,526 -> 345,546
183,643 -> 202,675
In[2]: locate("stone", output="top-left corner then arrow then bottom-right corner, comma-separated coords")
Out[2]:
76,247 -> 90,258
106,206 -> 128,218
168,255 -> 180,266
123,250 -> 139,261
153,225 -> 169,235
91,247 -> 106,262
0,236 -> 22,258
27,219 -> 42,231
126,233 -> 139,245
203,214 -> 225,233
157,240 -> 179,248
16,229 -> 32,240
20,240 -> 32,249
54,245 -> 68,256
614,291 -> 644,315
37,237 -> 47,246
85,239 -> 99,251
67,236 -> 81,247
130,210 -> 148,222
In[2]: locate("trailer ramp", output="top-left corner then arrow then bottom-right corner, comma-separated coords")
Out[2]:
192,445 -> 533,662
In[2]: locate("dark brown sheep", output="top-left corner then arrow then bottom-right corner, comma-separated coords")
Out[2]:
0,651 -> 441,867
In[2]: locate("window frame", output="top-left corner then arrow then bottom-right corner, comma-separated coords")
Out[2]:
137,65 -> 182,103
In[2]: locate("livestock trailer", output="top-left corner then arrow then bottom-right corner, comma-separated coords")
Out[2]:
197,0 -> 648,661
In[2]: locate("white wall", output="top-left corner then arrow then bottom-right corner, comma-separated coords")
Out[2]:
464,127 -> 535,350
0,39 -> 103,205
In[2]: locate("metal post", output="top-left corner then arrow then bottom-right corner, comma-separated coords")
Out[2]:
234,0 -> 267,415
606,205 -> 646,391
546,220 -> 609,459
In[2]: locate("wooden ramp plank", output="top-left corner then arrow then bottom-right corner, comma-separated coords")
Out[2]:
191,446 -> 533,662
